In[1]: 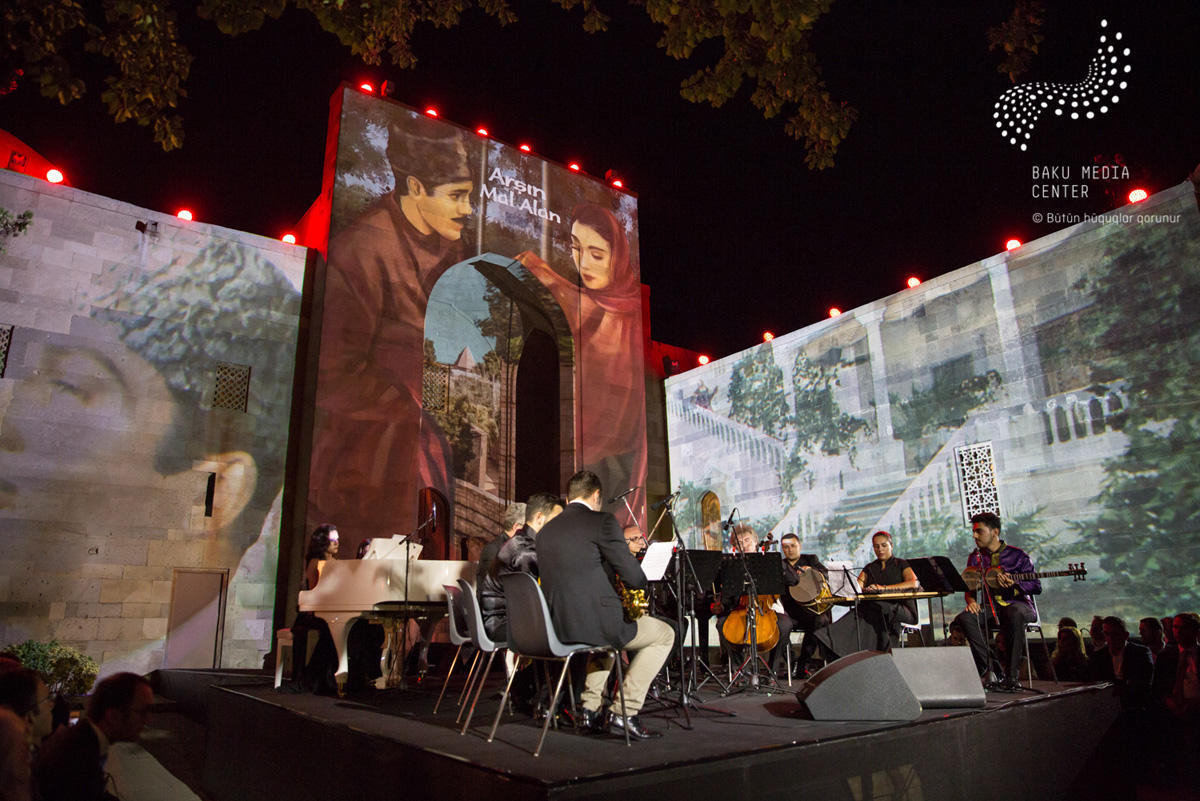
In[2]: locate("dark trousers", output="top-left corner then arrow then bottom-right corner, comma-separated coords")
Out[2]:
858,601 -> 917,651
955,601 -> 1035,680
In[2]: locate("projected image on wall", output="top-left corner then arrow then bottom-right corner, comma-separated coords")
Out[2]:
308,89 -> 647,559
665,184 -> 1200,624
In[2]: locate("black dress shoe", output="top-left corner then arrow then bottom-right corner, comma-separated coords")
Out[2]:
576,706 -> 605,734
609,713 -> 661,740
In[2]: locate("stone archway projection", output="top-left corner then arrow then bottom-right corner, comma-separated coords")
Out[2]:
422,254 -> 573,559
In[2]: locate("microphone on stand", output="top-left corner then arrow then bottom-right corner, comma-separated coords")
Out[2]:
721,508 -> 737,531
606,486 -> 639,504
651,490 -> 680,510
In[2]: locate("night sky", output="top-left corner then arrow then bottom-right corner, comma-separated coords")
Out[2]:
4,1 -> 1197,359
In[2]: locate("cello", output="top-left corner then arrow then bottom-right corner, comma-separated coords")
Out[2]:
721,592 -> 780,652
719,523 -> 781,651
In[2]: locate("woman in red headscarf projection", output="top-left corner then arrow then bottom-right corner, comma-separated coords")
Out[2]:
516,203 -> 648,521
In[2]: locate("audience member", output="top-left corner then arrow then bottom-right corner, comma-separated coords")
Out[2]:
1,707 -> 31,801
1089,615 -> 1107,653
0,668 -> 53,749
35,672 -> 153,801
942,620 -> 968,647
1162,616 -> 1177,649
1057,616 -> 1078,630
1089,616 -> 1153,709
1139,616 -> 1166,660
1052,625 -> 1090,682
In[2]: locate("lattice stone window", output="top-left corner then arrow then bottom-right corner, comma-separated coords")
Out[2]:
212,361 -> 250,412
955,441 -> 1000,524
0,325 -> 11,378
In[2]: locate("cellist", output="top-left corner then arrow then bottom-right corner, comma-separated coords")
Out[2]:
712,524 -> 797,678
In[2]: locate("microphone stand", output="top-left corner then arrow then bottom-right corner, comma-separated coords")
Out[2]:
395,510 -> 436,689
646,493 -> 734,724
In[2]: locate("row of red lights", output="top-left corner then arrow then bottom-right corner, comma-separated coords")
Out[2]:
358,82 -> 626,189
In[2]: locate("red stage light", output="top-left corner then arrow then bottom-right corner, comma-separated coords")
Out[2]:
1128,188 -> 1148,203
906,276 -> 921,289
568,163 -> 581,172
358,82 -> 375,93
475,127 -> 489,137
1005,238 -> 1021,251
519,144 -> 532,152
176,209 -> 193,221
762,331 -> 774,342
281,233 -> 297,244
829,307 -> 842,318
698,355 -> 710,365
611,179 -> 623,188
45,169 -> 64,184
424,107 -> 438,118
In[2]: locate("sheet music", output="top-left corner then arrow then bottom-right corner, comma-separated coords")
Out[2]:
640,542 -> 674,581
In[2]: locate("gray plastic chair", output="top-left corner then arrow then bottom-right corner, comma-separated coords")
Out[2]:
456,578 -> 507,735
488,571 -> 629,755
433,583 -> 473,715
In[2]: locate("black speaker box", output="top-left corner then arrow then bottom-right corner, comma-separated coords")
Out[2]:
891,646 -> 987,708
795,650 -> 921,721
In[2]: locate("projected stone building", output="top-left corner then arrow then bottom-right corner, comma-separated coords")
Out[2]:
666,181 -> 1200,622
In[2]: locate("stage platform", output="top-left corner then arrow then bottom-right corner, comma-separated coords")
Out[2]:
152,667 -> 1120,801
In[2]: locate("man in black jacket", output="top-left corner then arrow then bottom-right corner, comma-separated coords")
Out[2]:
35,672 -> 153,801
538,471 -> 675,740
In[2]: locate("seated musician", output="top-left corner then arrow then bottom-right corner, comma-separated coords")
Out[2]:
779,533 -> 834,677
953,512 -> 1041,691
477,492 -> 563,641
714,524 -> 796,678
538,471 -> 676,740
624,525 -> 649,559
289,525 -> 341,694
855,530 -> 919,651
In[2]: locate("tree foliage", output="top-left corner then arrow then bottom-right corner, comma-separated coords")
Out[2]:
728,343 -> 788,438
4,1 -> 1047,164
0,207 -> 33,253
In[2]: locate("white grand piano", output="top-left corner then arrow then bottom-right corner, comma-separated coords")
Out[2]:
298,554 -> 475,687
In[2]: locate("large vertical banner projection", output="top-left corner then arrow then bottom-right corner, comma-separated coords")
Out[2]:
307,88 -> 646,557
665,183 -> 1200,623
0,171 -> 303,673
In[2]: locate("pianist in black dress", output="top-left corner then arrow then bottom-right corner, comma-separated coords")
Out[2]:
855,531 -> 920,651
288,524 -> 341,694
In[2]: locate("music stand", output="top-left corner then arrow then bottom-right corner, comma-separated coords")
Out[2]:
719,553 -> 785,693
683,550 -> 729,694
907,556 -> 969,640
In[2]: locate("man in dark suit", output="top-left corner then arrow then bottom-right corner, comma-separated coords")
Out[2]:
538,470 -> 675,740
1090,615 -> 1154,710
35,672 -> 153,801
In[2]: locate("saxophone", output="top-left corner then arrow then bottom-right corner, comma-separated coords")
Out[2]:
614,574 -> 649,622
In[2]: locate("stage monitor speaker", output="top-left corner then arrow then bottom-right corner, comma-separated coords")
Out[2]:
795,650 -> 921,721
891,646 -> 987,708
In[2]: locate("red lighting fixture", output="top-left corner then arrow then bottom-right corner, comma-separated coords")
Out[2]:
45,168 -> 64,184
762,331 -> 774,342
829,307 -> 842,318
281,233 -> 297,245
906,276 -> 921,289
519,143 -> 532,153
1005,238 -> 1021,251
568,162 -> 581,172
1128,188 -> 1148,203
358,82 -> 375,93
611,179 -> 624,188
698,355 -> 710,366
475,127 -> 489,137
176,209 -> 193,222
424,107 -> 438,118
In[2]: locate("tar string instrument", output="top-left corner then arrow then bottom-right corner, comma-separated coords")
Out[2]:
961,562 -> 1086,605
